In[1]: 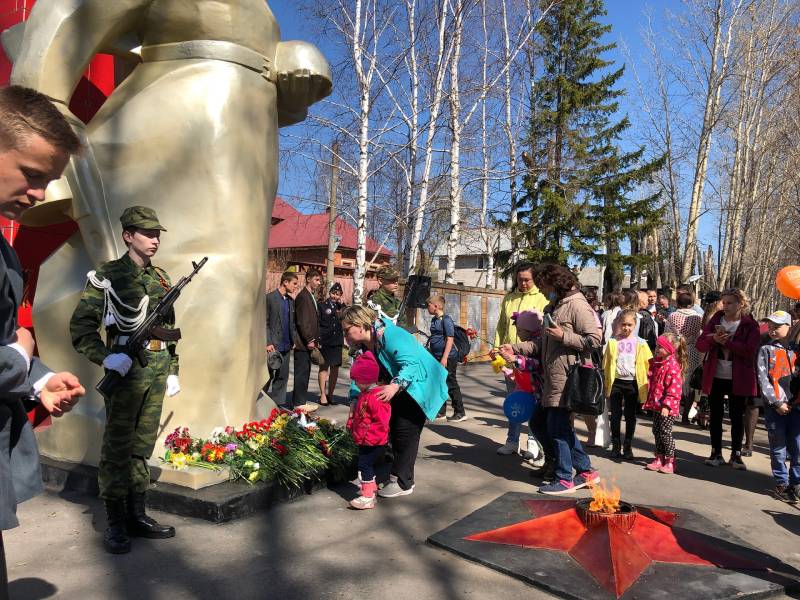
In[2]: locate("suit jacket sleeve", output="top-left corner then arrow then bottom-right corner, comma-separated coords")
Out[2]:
294,290 -> 319,346
0,346 -> 32,396
265,292 -> 276,346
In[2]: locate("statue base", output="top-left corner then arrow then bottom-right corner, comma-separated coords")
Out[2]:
40,456 -> 334,523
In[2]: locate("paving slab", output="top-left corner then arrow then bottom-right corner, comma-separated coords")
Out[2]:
5,363 -> 800,600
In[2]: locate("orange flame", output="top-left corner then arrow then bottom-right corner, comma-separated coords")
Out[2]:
588,479 -> 621,513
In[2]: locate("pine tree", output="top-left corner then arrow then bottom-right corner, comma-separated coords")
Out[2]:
516,0 -> 665,293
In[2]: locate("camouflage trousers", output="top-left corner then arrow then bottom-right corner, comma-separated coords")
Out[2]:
98,349 -> 169,500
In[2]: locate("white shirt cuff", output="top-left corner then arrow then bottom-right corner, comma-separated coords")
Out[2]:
33,372 -> 55,396
8,343 -> 31,372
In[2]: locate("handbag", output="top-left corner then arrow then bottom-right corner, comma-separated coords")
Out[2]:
564,349 -> 605,416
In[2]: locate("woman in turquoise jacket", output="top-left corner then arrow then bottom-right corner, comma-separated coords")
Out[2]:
342,305 -> 448,498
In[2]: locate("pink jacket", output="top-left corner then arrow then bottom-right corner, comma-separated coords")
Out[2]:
643,355 -> 682,417
695,312 -> 759,397
347,387 -> 391,446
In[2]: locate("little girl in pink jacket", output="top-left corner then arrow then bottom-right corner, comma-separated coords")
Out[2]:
347,351 -> 391,509
643,333 -> 687,474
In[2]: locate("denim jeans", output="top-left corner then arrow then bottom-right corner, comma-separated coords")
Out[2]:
357,445 -> 384,482
546,407 -> 592,483
764,405 -> 800,486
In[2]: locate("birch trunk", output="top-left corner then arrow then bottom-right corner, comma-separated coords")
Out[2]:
680,0 -> 742,283
444,0 -> 465,284
407,0 -> 450,274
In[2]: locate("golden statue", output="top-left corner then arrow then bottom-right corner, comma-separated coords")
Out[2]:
3,0 -> 331,465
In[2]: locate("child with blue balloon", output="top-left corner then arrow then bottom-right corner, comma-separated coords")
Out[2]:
495,311 -> 551,476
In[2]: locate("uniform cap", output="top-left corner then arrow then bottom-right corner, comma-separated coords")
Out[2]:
120,206 -> 167,231
376,266 -> 399,281
330,282 -> 343,294
765,310 -> 792,326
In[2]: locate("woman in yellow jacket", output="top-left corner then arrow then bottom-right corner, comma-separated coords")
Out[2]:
493,263 -> 548,455
602,309 -> 652,460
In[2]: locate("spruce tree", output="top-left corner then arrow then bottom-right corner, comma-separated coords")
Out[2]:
516,0 -> 664,293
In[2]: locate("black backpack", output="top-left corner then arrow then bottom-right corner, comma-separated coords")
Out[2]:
452,325 -> 472,361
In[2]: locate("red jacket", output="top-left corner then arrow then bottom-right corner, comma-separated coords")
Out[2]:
347,387 -> 391,446
643,355 -> 682,417
695,312 -> 759,397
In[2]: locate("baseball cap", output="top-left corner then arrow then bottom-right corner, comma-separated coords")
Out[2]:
764,311 -> 792,327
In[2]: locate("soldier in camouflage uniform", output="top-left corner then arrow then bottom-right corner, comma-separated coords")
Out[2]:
369,266 -> 405,326
70,206 -> 179,554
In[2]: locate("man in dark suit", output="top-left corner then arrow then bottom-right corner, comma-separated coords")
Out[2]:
265,271 -> 300,409
293,268 -> 322,407
0,85 -> 86,595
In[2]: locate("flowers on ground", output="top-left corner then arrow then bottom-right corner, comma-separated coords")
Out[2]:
161,408 -> 357,488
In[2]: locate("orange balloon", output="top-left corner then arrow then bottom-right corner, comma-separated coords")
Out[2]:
776,266 -> 800,300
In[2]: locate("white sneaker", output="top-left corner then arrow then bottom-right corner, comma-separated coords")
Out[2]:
497,442 -> 518,455
350,495 -> 376,509
378,481 -> 414,498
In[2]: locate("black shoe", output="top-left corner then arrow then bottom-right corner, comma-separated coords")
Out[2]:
623,443 -> 634,460
791,485 -> 800,504
610,439 -> 621,459
104,500 -> 131,554
775,484 -> 798,503
127,492 -> 175,539
446,413 -> 467,423
730,452 -> 747,471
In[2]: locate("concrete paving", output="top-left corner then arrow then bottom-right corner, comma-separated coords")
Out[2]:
5,364 -> 800,600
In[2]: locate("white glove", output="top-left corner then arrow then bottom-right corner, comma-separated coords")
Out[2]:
166,375 -> 181,397
103,353 -> 132,376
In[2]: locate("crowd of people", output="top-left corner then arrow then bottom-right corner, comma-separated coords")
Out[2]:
266,257 -> 800,509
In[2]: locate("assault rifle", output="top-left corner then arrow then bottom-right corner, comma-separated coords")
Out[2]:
96,257 -> 208,398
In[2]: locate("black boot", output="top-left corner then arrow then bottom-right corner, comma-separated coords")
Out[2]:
127,492 -> 175,539
610,437 -> 621,459
623,441 -> 634,460
104,499 -> 131,554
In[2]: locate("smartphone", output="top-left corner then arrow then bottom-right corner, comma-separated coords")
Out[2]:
715,325 -> 726,335
543,313 -> 555,329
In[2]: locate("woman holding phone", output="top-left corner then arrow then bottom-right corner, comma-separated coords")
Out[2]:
695,289 -> 760,470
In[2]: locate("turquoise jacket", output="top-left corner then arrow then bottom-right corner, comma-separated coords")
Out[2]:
350,317 -> 449,420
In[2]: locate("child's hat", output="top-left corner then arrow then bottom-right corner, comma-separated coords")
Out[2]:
765,310 -> 792,326
350,351 -> 380,384
513,310 -> 543,335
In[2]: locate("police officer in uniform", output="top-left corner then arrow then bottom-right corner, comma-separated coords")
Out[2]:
70,206 -> 180,554
369,266 -> 405,326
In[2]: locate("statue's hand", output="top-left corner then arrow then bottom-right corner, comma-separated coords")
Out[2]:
275,68 -> 332,108
273,40 -> 332,109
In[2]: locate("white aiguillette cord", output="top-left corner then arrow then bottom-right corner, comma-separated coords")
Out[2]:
86,270 -> 148,333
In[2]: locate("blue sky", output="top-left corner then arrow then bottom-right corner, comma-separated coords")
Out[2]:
268,1 -> 713,258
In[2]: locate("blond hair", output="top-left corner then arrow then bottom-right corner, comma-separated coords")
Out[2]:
426,295 -> 445,308
341,305 -> 377,329
662,332 -> 688,374
721,288 -> 750,315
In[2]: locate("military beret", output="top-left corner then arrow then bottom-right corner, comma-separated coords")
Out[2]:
120,206 -> 167,231
376,265 -> 400,281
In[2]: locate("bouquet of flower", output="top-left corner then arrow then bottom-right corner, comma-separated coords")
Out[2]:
162,408 -> 357,488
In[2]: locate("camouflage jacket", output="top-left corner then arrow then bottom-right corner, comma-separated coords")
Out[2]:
369,287 -> 405,326
70,253 -> 179,376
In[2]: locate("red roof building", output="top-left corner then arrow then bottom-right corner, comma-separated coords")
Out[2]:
268,198 -> 393,275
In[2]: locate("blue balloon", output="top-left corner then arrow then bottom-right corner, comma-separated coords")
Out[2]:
504,390 -> 535,423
